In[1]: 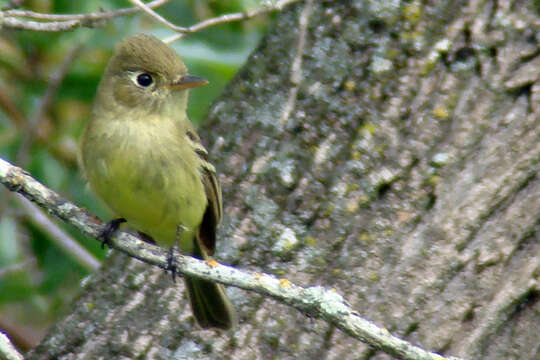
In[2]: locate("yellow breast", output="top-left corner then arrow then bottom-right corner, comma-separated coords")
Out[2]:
81,116 -> 207,250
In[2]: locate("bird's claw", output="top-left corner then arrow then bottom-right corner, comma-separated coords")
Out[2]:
99,218 -> 127,249
167,246 -> 177,283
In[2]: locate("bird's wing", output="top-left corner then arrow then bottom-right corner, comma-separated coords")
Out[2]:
186,127 -> 222,256
198,164 -> 222,256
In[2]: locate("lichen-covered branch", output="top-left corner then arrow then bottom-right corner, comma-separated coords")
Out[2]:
1,0 -> 169,32
0,332 -> 23,360
1,0 -> 301,38
0,157 -> 462,360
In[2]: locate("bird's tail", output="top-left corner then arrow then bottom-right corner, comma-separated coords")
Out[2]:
184,275 -> 236,329
184,234 -> 236,330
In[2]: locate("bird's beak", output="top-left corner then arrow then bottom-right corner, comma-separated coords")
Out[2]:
168,75 -> 208,90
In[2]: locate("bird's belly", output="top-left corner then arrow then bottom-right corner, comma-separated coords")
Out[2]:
85,129 -> 206,249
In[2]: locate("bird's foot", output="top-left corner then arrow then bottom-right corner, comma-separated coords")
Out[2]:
166,224 -> 188,282
99,218 -> 126,249
166,246 -> 178,283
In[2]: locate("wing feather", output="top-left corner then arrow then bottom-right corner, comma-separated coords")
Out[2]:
185,128 -> 222,256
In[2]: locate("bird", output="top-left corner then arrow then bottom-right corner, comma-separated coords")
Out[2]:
80,34 -> 236,329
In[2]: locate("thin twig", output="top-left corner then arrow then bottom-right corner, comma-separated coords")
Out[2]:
189,0 -> 300,33
128,0 -> 183,31
0,259 -> 36,278
4,0 -> 168,21
2,0 -> 300,38
15,195 -> 100,271
0,157 -> 464,360
2,0 -> 169,31
280,0 -> 312,127
145,0 -> 302,43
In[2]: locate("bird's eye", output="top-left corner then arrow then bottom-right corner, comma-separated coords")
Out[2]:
136,73 -> 153,87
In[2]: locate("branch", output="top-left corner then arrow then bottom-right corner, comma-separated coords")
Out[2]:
0,157 -> 463,360
1,0 -> 170,32
131,0 -> 303,43
0,331 -> 23,360
15,195 -> 100,271
279,0 -> 311,127
0,259 -> 36,278
1,0 -> 301,40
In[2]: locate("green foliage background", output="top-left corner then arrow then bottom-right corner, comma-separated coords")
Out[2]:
0,0 -> 268,349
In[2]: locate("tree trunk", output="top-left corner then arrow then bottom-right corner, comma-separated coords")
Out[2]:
27,0 -> 540,359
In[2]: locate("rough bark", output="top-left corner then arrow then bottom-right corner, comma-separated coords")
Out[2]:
27,0 -> 539,359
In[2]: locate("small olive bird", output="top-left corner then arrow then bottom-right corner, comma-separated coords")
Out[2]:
80,34 -> 236,329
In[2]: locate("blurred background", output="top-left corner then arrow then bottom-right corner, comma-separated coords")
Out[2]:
0,0 -> 270,351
